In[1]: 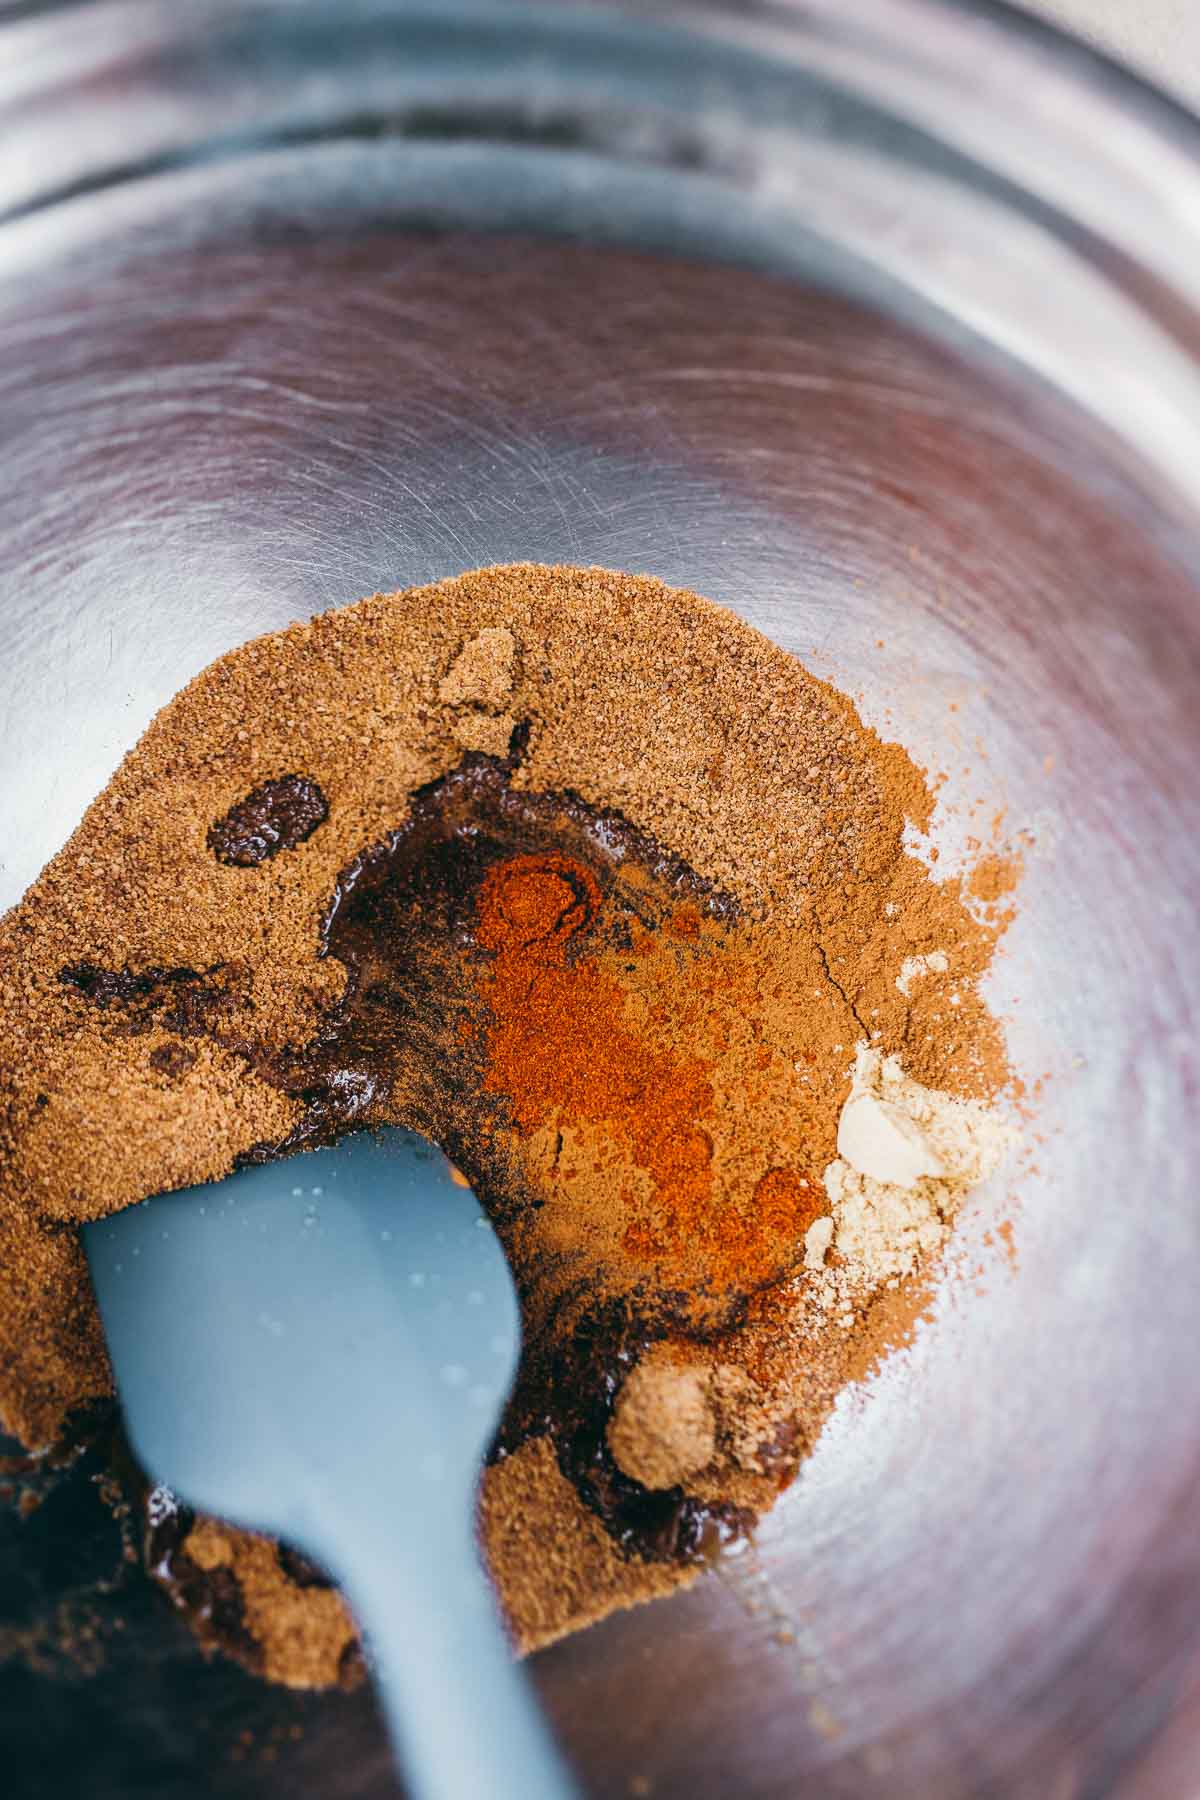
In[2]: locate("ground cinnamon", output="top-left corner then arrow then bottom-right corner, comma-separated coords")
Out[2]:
474,852 -> 821,1295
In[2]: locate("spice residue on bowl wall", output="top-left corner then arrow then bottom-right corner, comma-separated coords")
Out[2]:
0,563 -> 1016,1682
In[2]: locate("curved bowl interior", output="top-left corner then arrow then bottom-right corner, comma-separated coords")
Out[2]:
1,5 -> 1199,1797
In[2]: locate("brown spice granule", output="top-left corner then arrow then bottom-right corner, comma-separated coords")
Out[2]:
181,1519 -> 357,1690
0,563 -> 1013,1683
967,850 -> 1023,904
480,1438 -> 697,1653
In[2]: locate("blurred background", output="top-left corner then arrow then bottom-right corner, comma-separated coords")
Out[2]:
1037,0 -> 1198,102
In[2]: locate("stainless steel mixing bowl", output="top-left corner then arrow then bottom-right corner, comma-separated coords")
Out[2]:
3,2 -> 1200,1795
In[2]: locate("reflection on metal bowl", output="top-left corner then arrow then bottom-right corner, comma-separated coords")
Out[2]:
1,2 -> 1199,1795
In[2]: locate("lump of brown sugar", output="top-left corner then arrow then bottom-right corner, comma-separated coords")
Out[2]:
0,563 -> 1014,1684
608,1352 -> 716,1490
438,625 -> 519,711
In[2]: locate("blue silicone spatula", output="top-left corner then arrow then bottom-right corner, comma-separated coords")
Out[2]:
83,1129 -> 576,1800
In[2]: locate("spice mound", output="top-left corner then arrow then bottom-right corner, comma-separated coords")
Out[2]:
0,563 -> 1014,1684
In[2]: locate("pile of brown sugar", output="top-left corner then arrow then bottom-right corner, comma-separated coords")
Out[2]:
0,563 -> 1012,1684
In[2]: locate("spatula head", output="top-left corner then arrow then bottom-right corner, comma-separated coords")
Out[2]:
84,1130 -> 519,1547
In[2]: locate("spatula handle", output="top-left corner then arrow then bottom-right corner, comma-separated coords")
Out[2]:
315,1498 -> 577,1800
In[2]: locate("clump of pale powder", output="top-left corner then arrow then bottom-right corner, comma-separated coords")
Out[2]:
813,1045 -> 1014,1290
895,948 -> 949,996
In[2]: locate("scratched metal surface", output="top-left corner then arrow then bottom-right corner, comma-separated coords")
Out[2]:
2,4 -> 1200,1797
